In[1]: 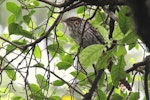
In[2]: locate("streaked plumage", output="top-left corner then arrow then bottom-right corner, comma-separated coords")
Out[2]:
63,17 -> 105,48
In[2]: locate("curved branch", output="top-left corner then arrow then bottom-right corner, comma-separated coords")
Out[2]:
30,65 -> 84,97
0,36 -> 24,50
83,69 -> 104,100
107,86 -> 115,100
39,0 -> 126,8
59,2 -> 85,13
108,59 -> 147,99
144,55 -> 150,100
126,61 -> 146,73
38,0 -> 75,8
144,70 -> 149,100
81,0 -> 126,6
23,13 -> 63,49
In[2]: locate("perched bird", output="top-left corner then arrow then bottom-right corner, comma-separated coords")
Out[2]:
63,17 -> 132,92
62,17 -> 105,48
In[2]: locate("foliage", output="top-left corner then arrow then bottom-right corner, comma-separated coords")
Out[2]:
0,0 -> 147,100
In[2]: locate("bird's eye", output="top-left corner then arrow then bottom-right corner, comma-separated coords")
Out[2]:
74,21 -> 78,25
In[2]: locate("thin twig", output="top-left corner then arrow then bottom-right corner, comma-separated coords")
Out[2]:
38,0 -> 75,8
30,65 -> 84,97
0,36 -> 24,50
23,13 -> 63,49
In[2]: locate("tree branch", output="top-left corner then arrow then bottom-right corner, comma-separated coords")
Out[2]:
30,65 -> 84,97
39,0 -> 126,8
144,55 -> 150,100
81,0 -> 126,6
107,86 -> 115,100
83,69 -> 104,100
0,36 -> 24,50
38,0 -> 75,8
23,13 -> 63,49
108,5 -> 116,39
107,57 -> 147,99
126,61 -> 146,73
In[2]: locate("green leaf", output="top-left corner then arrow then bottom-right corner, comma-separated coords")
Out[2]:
29,84 -> 43,100
93,12 -> 106,25
98,72 -> 105,88
23,15 -> 31,24
48,96 -> 61,100
34,45 -> 41,59
0,88 -> 9,95
8,23 -> 34,39
12,96 -> 24,100
56,31 -> 68,42
118,7 -> 132,34
36,74 -> 49,90
77,6 -> 87,14
111,93 -> 124,100
113,24 -> 124,40
62,54 -> 73,63
6,2 -> 20,15
53,80 -> 64,86
56,54 -> 73,70
56,61 -> 72,70
29,10 -> 36,16
8,14 -> 16,24
97,26 -> 109,41
127,74 -> 132,83
9,23 -> 20,34
96,49 -> 114,70
114,45 -> 127,57
79,44 -> 104,68
1,33 -> 10,40
33,63 -> 44,67
95,89 -> 106,100
48,44 -> 63,54
5,66 -> 16,81
6,2 -> 23,23
121,31 -> 138,50
87,72 -> 95,81
29,84 -> 42,93
122,32 -> 138,44
12,39 -> 27,46
21,29 -> 34,39
71,71 -> 86,81
33,0 -> 40,6
129,92 -> 140,100
107,82 -> 113,92
111,56 -> 126,86
6,45 -> 16,54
